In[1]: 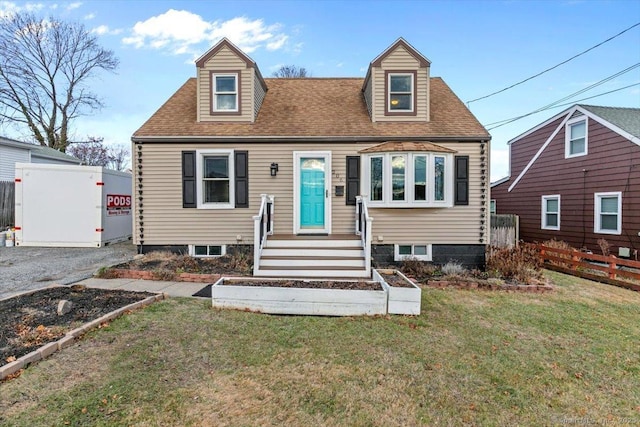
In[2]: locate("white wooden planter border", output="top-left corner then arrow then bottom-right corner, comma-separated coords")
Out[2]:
373,269 -> 422,315
211,277 -> 387,316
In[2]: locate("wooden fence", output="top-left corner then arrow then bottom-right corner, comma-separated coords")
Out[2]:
490,214 -> 519,248
538,244 -> 640,292
0,181 -> 14,228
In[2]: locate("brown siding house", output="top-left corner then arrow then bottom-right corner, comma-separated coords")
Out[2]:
492,105 -> 640,257
133,37 -> 491,277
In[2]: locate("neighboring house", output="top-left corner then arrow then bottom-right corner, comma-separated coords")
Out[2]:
132,37 -> 491,277
0,136 -> 81,181
492,104 -> 640,256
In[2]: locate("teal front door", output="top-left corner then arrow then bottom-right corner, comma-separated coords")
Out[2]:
300,157 -> 325,229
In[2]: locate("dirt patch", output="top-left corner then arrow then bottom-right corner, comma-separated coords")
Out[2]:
0,286 -> 155,367
223,279 -> 382,290
379,272 -> 415,288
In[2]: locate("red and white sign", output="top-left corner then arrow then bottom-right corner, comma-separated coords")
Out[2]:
106,194 -> 131,216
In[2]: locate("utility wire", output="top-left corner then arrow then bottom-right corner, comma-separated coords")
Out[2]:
467,21 -> 640,105
486,82 -> 640,129
486,63 -> 640,130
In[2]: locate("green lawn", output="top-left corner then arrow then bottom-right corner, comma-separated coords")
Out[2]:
1,271 -> 639,426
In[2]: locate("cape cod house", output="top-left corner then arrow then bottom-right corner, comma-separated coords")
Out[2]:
132,38 -> 491,277
491,105 -> 640,257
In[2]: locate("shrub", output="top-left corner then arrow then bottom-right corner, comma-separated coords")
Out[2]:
400,257 -> 441,280
441,260 -> 467,278
597,238 -> 610,257
541,239 -> 575,267
486,244 -> 542,284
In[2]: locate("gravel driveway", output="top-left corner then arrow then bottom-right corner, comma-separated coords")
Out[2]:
0,241 -> 137,300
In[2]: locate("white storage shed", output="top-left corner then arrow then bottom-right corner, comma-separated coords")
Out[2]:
14,163 -> 132,247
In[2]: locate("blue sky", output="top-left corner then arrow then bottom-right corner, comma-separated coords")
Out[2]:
1,0 -> 639,180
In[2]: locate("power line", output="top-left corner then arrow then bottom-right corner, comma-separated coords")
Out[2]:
486,82 -> 640,129
467,21 -> 640,105
486,63 -> 640,130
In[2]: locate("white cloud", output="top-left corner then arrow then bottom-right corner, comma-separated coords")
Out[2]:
0,1 -> 46,17
84,12 -> 94,20
66,1 -> 81,11
122,10 -> 289,56
91,25 -> 122,36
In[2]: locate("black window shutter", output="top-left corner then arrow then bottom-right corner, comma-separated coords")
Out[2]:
346,156 -> 360,205
455,155 -> 469,206
182,151 -> 196,208
235,151 -> 249,208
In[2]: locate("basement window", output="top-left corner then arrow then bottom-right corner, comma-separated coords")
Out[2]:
189,244 -> 226,258
394,244 -> 432,261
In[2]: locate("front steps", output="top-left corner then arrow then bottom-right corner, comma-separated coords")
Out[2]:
255,234 -> 369,278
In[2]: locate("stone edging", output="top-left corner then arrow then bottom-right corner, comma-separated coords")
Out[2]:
423,279 -> 553,293
0,293 -> 165,381
106,269 -> 220,283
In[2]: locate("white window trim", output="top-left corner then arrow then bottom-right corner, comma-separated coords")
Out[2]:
394,244 -> 433,262
363,152 -> 453,208
189,244 -> 227,258
541,195 -> 560,230
594,192 -> 622,235
212,73 -> 238,112
565,116 -> 588,159
196,149 -> 235,209
388,73 -> 414,113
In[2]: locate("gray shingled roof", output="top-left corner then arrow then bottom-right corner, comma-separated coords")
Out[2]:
32,145 -> 81,163
580,105 -> 640,138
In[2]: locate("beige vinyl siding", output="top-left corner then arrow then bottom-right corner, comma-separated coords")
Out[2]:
253,73 -> 267,120
134,141 -> 484,246
373,46 -> 429,122
197,45 -> 253,122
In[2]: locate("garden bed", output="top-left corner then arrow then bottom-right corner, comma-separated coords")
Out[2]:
212,277 -> 387,316
374,269 -> 422,315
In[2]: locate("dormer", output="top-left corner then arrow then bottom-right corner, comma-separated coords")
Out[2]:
195,38 -> 268,123
362,38 -> 431,123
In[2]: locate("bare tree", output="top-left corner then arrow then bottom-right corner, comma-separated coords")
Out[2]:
272,65 -> 310,78
106,144 -> 130,171
67,138 -> 129,171
0,12 -> 118,152
67,137 -> 109,166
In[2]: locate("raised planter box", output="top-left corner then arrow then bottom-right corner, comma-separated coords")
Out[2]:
374,269 -> 422,315
211,277 -> 387,316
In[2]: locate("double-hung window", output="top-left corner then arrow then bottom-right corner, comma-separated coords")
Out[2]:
196,149 -> 234,209
565,117 -> 587,158
594,192 -> 622,234
541,195 -> 560,230
212,73 -> 238,112
365,152 -> 452,207
387,72 -> 414,114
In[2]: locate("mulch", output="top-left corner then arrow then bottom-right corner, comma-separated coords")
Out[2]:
0,286 -> 155,367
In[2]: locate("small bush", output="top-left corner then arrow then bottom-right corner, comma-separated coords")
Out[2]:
95,267 -> 121,279
597,238 -> 610,257
400,257 -> 441,280
487,244 -> 542,283
152,269 -> 177,281
541,239 -> 575,267
441,261 -> 467,278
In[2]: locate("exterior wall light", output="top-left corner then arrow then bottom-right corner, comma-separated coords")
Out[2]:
270,162 -> 279,177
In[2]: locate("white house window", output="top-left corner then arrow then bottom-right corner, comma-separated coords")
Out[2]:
594,192 -> 622,234
190,244 -> 226,257
541,195 -> 560,230
565,117 -> 587,158
490,199 -> 496,214
213,73 -> 238,112
388,73 -> 414,112
395,244 -> 432,261
364,152 -> 452,207
196,149 -> 234,209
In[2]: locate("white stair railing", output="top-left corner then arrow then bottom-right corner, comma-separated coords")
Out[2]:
253,194 -> 274,275
355,196 -> 373,277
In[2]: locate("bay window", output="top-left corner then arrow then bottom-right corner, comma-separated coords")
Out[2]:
364,152 -> 453,207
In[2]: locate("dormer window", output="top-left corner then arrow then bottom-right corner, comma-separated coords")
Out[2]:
212,72 -> 239,113
386,72 -> 415,115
